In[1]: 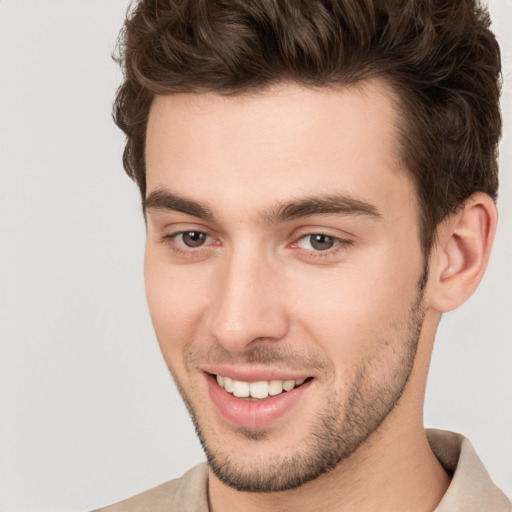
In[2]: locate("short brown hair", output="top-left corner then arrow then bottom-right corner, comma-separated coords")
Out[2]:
113,0 -> 501,254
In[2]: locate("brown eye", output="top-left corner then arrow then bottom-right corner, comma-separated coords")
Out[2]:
308,234 -> 335,251
181,231 -> 207,247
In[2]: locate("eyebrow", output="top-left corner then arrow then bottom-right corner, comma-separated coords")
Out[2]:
144,189 -> 214,220
263,194 -> 381,223
144,188 -> 381,223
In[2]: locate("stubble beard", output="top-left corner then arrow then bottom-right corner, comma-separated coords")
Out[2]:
167,270 -> 427,493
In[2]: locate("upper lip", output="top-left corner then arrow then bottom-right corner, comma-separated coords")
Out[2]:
201,365 -> 312,382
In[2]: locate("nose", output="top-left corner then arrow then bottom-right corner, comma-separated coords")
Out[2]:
206,248 -> 290,352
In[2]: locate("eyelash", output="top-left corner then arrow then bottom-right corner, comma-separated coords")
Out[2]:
161,231 -> 353,259
292,233 -> 353,258
162,232 -> 216,257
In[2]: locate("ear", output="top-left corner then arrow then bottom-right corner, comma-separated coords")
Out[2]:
428,192 -> 497,313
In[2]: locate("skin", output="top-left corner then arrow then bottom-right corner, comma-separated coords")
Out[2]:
143,81 -> 496,512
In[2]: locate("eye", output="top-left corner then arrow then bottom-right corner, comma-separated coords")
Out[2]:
297,233 -> 338,251
176,231 -> 210,248
160,229 -> 218,259
162,230 -> 212,250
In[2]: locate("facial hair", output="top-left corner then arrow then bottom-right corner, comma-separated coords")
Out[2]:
168,268 -> 428,493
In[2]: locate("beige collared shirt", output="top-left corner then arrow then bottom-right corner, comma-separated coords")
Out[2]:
94,429 -> 511,511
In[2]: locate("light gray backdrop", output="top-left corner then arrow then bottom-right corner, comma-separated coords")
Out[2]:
0,1 -> 510,511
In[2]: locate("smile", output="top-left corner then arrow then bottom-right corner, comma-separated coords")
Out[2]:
216,374 -> 307,399
206,371 -> 314,428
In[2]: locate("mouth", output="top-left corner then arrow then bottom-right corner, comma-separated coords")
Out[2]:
214,374 -> 311,399
204,370 -> 314,429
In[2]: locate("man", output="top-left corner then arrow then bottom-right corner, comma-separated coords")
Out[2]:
97,0 -> 510,510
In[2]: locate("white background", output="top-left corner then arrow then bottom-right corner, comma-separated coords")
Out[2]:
0,1 -> 510,510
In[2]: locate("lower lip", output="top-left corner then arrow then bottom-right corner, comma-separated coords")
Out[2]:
206,375 -> 312,429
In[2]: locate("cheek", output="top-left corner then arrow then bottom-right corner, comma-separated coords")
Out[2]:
144,249 -> 209,364
286,254 -> 422,367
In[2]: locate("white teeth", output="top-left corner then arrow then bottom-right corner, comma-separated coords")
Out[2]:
282,380 -> 295,391
223,376 -> 234,393
232,380 -> 250,398
249,381 -> 269,399
216,375 -> 308,399
268,380 -> 284,396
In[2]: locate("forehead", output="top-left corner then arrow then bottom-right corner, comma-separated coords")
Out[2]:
145,81 -> 415,222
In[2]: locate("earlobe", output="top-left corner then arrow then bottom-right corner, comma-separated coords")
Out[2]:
429,193 -> 497,313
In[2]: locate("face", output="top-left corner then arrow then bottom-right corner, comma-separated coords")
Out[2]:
144,82 -> 428,492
